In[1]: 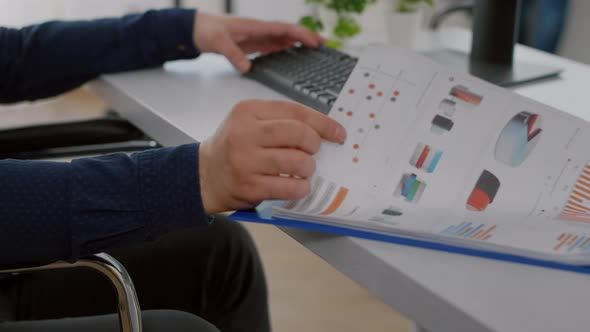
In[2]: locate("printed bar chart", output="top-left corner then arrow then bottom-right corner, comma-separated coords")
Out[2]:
409,143 -> 443,173
394,173 -> 426,203
441,222 -> 497,241
381,207 -> 403,217
321,187 -> 349,215
559,163 -> 590,223
466,170 -> 501,212
439,98 -> 456,116
450,85 -> 483,106
553,233 -> 590,252
431,115 -> 454,135
288,176 -> 349,216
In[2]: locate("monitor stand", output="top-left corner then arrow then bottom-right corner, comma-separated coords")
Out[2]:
425,49 -> 563,87
425,0 -> 562,87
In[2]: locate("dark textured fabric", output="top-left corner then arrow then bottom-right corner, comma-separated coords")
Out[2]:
0,217 -> 271,332
0,143 -> 208,263
0,8 -> 200,103
0,8 -> 206,263
0,310 -> 219,332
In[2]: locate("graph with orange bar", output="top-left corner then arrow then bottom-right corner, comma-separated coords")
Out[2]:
321,187 -> 349,215
553,233 -> 590,253
559,164 -> 590,223
450,85 -> 483,106
440,222 -> 497,241
286,176 -> 350,216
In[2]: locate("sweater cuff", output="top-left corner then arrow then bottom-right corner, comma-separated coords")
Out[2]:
139,143 -> 209,240
69,143 -> 208,260
147,8 -> 201,62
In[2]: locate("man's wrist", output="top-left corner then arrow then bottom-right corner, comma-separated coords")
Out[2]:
198,140 -> 218,215
147,8 -> 201,61
140,144 -> 209,237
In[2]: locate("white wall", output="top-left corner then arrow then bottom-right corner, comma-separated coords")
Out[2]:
233,0 -> 394,46
558,0 -> 590,64
184,0 -> 223,15
0,0 -> 222,27
234,0 -> 306,22
0,0 -> 63,26
8,0 -> 588,66
232,0 -> 466,45
0,0 -> 453,31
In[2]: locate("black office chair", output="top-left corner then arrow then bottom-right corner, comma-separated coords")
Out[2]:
0,111 -> 160,160
0,253 -> 142,332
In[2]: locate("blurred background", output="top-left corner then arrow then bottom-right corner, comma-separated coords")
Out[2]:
1,1 -> 588,331
1,0 -> 589,63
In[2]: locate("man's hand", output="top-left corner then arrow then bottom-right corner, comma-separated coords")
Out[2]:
198,100 -> 346,214
193,13 -> 324,73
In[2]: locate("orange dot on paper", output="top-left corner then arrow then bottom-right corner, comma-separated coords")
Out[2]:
346,111 -> 353,117
369,84 -> 375,89
377,91 -> 383,97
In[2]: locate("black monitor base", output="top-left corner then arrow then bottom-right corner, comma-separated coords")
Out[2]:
425,49 -> 562,87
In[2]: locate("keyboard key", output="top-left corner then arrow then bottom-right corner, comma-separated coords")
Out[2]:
318,94 -> 334,104
246,45 -> 357,113
326,87 -> 341,96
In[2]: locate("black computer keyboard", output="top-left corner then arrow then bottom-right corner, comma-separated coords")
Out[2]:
246,46 -> 358,114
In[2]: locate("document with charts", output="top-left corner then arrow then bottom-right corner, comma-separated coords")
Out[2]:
270,46 -> 590,266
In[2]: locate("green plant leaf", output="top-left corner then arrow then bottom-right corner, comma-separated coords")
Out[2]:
396,0 -> 434,13
325,38 -> 343,49
325,0 -> 377,14
299,15 -> 324,32
301,0 -> 379,40
333,16 -> 361,39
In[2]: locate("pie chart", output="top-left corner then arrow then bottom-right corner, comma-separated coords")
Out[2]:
495,111 -> 542,167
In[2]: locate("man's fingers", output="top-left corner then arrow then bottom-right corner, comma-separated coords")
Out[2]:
257,119 -> 322,154
249,100 -> 347,144
216,32 -> 251,72
256,149 -> 316,178
233,19 -> 322,48
255,175 -> 311,201
238,39 -> 288,55
278,23 -> 323,47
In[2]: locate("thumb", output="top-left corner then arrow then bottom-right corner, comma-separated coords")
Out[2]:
216,32 -> 251,73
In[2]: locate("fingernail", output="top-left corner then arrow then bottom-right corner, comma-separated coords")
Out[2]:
240,60 -> 251,72
336,126 -> 347,143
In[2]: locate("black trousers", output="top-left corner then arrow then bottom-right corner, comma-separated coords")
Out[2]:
0,216 -> 270,332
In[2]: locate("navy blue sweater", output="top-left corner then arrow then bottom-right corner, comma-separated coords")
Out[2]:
0,9 -> 209,263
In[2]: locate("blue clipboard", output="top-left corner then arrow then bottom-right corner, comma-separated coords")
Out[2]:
231,209 -> 590,275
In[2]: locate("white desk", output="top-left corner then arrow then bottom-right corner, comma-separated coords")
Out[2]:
90,28 -> 590,332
